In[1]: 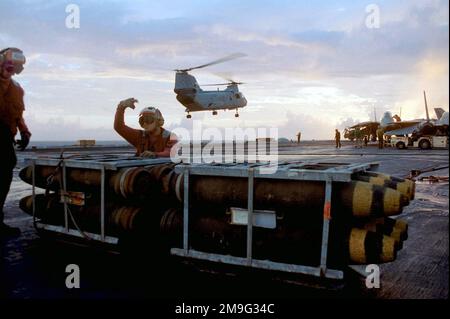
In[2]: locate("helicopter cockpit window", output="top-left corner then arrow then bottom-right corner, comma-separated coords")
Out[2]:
235,93 -> 241,99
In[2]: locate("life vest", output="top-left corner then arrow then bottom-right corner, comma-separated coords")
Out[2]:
136,128 -> 172,155
0,79 -> 25,137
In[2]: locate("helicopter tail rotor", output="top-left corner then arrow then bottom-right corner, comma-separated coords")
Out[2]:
209,72 -> 245,86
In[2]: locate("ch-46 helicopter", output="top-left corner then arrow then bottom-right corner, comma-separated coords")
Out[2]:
174,53 -> 248,119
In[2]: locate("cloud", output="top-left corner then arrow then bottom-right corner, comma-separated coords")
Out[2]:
277,111 -> 334,140
336,118 -> 360,131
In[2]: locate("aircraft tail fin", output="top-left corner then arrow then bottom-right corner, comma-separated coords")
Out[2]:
434,107 -> 445,120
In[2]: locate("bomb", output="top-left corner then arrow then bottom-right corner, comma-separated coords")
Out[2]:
19,165 -> 154,199
159,208 -> 399,265
19,194 -> 162,236
171,176 -> 409,218
359,172 -> 415,200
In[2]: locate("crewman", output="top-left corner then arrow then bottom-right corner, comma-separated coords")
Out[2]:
376,128 -> 384,149
354,127 -> 363,148
335,129 -> 341,148
0,47 -> 31,237
296,131 -> 301,144
114,98 -> 177,157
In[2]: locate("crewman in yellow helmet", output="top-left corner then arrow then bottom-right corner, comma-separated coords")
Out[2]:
0,47 -> 32,237
114,98 -> 177,158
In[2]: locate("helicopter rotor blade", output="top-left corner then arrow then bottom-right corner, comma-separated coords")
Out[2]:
202,82 -> 245,86
212,72 -> 241,84
183,53 -> 246,72
201,83 -> 230,86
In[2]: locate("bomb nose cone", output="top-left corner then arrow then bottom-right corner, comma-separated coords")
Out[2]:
349,182 -> 407,217
355,173 -> 415,200
382,188 -> 408,216
380,235 -> 397,263
349,228 -> 397,264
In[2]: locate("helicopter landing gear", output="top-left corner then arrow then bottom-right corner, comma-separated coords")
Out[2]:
235,110 -> 239,118
212,111 -> 218,116
186,111 -> 192,119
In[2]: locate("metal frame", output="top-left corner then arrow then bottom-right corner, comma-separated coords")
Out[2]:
26,155 -> 379,280
27,155 -> 173,244
171,161 -> 379,281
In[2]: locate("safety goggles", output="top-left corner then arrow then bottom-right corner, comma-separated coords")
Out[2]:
10,50 -> 26,64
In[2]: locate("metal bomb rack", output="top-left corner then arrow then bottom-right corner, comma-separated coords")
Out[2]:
172,161 -> 379,281
26,154 -> 174,245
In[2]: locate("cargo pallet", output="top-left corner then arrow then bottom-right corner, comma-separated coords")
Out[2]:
172,161 -> 378,281
26,155 -> 378,282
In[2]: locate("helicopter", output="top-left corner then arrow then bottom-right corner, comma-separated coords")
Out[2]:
174,53 -> 248,119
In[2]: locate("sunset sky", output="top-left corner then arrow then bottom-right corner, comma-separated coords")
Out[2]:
1,0 -> 448,140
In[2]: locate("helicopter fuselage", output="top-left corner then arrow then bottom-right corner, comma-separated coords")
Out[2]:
174,72 -> 247,112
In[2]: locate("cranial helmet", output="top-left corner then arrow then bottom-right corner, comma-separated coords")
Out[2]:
0,48 -> 26,74
139,107 -> 164,127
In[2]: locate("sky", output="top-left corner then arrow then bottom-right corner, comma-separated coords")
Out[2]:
0,0 -> 448,140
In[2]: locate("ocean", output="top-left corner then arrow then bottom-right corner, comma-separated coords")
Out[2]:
28,140 -> 130,148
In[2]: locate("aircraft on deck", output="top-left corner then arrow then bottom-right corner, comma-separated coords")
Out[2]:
382,92 -> 449,136
344,92 -> 449,141
344,121 -> 380,141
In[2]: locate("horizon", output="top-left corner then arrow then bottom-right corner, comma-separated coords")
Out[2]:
28,138 -> 338,143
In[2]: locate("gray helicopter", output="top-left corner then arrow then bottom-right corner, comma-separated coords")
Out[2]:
174,53 -> 248,118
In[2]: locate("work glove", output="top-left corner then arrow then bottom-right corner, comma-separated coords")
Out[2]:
140,151 -> 156,158
118,98 -> 138,110
17,130 -> 31,151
